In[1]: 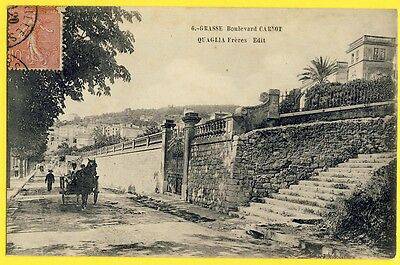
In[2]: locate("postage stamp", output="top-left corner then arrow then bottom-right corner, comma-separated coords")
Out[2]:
7,6 -> 62,71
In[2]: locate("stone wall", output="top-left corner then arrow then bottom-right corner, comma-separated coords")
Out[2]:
186,116 -> 395,212
187,139 -> 239,212
86,107 -> 395,213
233,116 -> 396,203
95,148 -> 162,194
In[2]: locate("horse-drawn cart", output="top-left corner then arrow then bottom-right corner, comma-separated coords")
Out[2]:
59,159 -> 99,209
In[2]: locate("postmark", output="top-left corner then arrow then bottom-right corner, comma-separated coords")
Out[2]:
7,6 -> 62,71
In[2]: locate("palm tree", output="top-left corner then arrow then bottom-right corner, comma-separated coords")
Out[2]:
298,57 -> 338,85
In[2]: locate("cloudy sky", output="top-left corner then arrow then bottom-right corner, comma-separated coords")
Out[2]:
61,7 -> 396,119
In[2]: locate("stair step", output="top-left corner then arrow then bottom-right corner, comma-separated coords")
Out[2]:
319,171 -> 372,178
290,185 -> 352,196
310,176 -> 363,184
279,188 -> 341,202
348,157 -> 393,163
338,162 -> 386,168
298,180 -> 357,189
358,152 -> 396,159
240,205 -> 289,219
242,202 -> 322,221
243,211 -> 292,225
270,193 -> 331,208
255,198 -> 325,215
329,167 -> 374,174
241,152 -> 394,227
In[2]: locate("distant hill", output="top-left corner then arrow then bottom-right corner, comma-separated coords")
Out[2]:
57,105 -> 239,127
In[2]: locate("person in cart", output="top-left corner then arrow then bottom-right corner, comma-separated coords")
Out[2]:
66,162 -> 78,191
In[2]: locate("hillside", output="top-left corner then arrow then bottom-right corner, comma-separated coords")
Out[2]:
57,104 -> 239,127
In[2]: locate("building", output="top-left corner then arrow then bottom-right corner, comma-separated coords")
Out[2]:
102,123 -> 143,139
102,124 -> 121,137
46,123 -> 97,153
76,133 -> 95,148
347,35 -> 396,81
139,115 -> 153,122
120,126 -> 143,139
333,61 -> 349,83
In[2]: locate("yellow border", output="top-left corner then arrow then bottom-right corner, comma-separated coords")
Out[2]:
1,0 -> 399,265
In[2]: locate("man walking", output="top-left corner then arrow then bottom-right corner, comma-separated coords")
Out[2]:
13,164 -> 19,178
45,169 -> 55,192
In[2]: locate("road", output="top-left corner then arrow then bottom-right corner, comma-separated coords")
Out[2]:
7,172 -> 305,257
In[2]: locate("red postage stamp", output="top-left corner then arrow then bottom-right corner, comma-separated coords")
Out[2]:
7,6 -> 62,71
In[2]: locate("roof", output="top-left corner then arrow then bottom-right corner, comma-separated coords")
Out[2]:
347,35 -> 396,53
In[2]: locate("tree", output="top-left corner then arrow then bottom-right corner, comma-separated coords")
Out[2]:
92,127 -> 108,145
54,142 -> 78,157
279,89 -> 302,113
298,57 -> 338,85
7,7 -> 141,186
137,124 -> 161,138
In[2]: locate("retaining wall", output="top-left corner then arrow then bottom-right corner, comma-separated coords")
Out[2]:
95,147 -> 163,194
186,116 -> 396,212
85,133 -> 165,195
187,138 -> 238,212
233,116 -> 396,202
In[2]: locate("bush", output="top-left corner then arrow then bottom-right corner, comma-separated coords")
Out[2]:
136,124 -> 161,138
279,89 -> 302,113
322,160 -> 396,256
304,77 -> 395,111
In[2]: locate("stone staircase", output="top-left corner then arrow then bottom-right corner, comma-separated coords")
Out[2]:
239,152 -> 396,226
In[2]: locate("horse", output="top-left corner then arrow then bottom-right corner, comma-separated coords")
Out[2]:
75,159 -> 98,209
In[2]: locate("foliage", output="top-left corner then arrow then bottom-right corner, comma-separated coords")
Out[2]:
91,126 -> 108,144
8,71 -> 61,160
298,57 -> 338,85
54,142 -> 79,157
8,7 -> 141,161
78,129 -> 125,153
279,89 -> 302,114
303,76 -> 395,111
137,124 -> 162,138
322,160 -> 396,256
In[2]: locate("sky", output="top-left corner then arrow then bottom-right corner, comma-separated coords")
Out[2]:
60,7 -> 397,119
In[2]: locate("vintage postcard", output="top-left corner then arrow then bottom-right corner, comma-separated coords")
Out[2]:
4,3 -> 398,262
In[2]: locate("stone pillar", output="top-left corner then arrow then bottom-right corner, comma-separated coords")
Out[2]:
265,88 -> 280,117
160,119 -> 176,193
293,88 -> 302,111
181,111 -> 201,201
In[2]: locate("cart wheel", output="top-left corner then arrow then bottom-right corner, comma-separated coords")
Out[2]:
93,191 -> 99,205
62,193 -> 65,204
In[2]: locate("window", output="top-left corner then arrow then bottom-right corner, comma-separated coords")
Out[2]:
351,53 -> 354,64
355,50 -> 359,61
373,48 -> 379,60
379,48 -> 386,60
